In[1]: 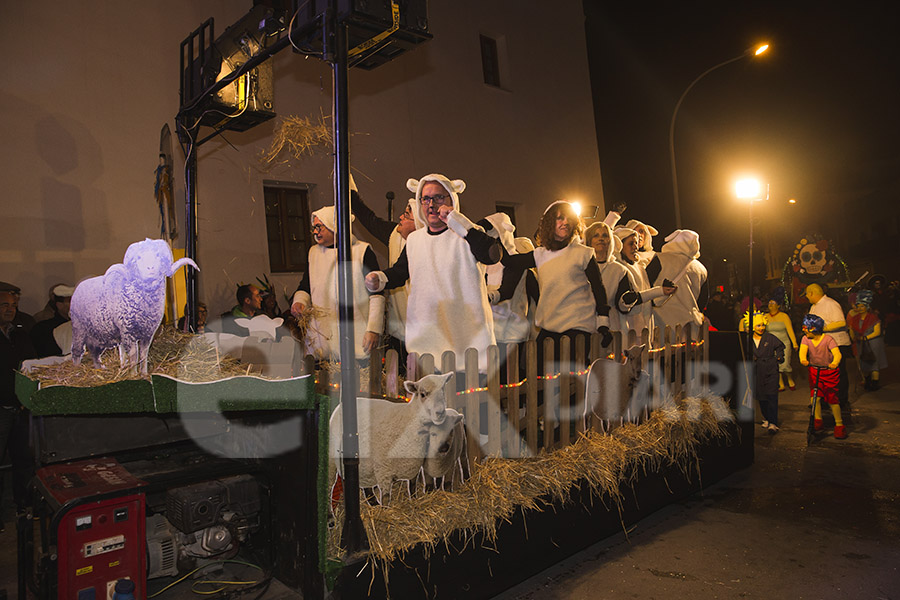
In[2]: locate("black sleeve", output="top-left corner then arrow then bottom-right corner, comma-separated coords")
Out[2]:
614,273 -> 637,314
381,246 -> 410,290
465,228 -> 502,265
350,190 -> 397,247
585,259 -> 610,317
294,270 -> 310,296
496,252 -> 536,302
525,269 -> 540,305
646,255 -> 662,285
698,277 -> 710,311
362,246 -> 384,296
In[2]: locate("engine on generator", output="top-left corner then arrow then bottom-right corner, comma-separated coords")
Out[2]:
147,475 -> 262,579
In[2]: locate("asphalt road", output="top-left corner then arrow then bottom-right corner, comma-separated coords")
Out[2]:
493,348 -> 900,600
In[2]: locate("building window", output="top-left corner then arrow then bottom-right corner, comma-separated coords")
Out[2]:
480,34 -> 501,87
495,204 -> 517,231
264,185 -> 311,273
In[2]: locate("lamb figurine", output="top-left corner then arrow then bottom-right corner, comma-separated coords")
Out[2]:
329,372 -> 457,505
70,238 -> 198,374
423,408 -> 468,491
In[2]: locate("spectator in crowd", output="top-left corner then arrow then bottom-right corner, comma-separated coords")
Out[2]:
745,310 -> 785,434
0,282 -> 35,334
220,284 -> 263,336
0,288 -> 36,530
177,302 -> 208,334
492,201 -> 612,366
366,174 -> 500,373
806,283 -> 852,420
30,284 -> 74,357
799,313 -> 846,439
705,289 -> 732,331
292,206 -> 384,361
848,290 -> 888,391
764,288 -> 798,391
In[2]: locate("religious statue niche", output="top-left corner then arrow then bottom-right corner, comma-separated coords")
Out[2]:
780,235 -> 848,307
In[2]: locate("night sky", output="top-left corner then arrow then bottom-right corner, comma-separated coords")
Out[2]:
583,1 -> 900,288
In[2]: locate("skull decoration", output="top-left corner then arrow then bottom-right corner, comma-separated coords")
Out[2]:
798,243 -> 826,274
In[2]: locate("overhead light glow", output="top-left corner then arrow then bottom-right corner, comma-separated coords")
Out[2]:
735,178 -> 762,200
570,201 -> 582,216
754,44 -> 769,56
788,198 -> 796,204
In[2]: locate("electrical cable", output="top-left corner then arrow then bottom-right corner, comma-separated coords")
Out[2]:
147,559 -> 265,599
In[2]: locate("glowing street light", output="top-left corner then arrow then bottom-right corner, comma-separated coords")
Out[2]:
669,43 -> 771,228
735,176 -> 768,353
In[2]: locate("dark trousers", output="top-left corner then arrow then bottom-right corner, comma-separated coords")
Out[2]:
758,393 -> 779,426
0,406 -> 32,512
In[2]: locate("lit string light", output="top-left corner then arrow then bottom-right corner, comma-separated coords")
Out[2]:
314,340 -> 704,399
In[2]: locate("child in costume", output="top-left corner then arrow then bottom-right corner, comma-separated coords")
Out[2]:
799,314 -> 846,439
765,288 -> 798,391
848,290 -> 888,391
746,310 -> 785,434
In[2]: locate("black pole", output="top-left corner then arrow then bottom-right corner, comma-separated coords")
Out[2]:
331,6 -> 367,554
182,120 -> 199,332
748,196 -> 754,362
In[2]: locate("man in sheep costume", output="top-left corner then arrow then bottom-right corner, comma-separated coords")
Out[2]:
366,174 -> 501,372
291,206 -> 384,361
613,227 -> 676,337
649,229 -> 709,333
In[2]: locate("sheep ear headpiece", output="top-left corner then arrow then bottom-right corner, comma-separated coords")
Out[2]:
408,174 -> 465,225
484,212 -> 517,255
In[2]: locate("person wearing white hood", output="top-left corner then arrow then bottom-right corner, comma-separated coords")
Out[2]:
584,221 -> 637,335
482,212 -> 536,347
492,201 -> 613,365
624,219 -> 659,268
614,227 -> 677,337
290,205 -> 385,361
648,229 -> 709,332
365,174 -> 501,373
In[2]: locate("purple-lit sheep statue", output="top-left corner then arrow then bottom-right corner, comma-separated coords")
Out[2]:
70,238 -> 198,374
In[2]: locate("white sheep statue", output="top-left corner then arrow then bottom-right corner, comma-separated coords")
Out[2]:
583,345 -> 650,426
329,372 -> 460,505
423,408 -> 468,491
70,238 -> 198,374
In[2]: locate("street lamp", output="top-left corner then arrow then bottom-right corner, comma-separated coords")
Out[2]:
735,177 -> 767,352
670,43 -> 770,229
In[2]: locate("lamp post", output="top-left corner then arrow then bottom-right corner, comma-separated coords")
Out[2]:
670,44 -> 769,229
735,178 -> 767,358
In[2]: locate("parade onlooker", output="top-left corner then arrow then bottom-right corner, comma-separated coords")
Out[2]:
1,288 -> 36,529
0,282 -> 35,334
799,314 -> 846,439
177,302 -> 208,334
848,290 -> 888,391
806,283 -> 852,418
220,284 -> 263,336
764,288 -> 798,391
746,311 -> 785,434
30,284 -> 74,357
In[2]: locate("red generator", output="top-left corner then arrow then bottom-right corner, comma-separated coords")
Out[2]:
34,458 -> 147,600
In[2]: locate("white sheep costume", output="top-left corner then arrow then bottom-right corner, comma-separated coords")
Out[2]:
614,226 -> 666,337
588,221 -> 633,334
651,229 -> 708,331
624,218 -> 658,268
292,206 -> 384,360
369,174 -> 496,371
484,212 -> 531,344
